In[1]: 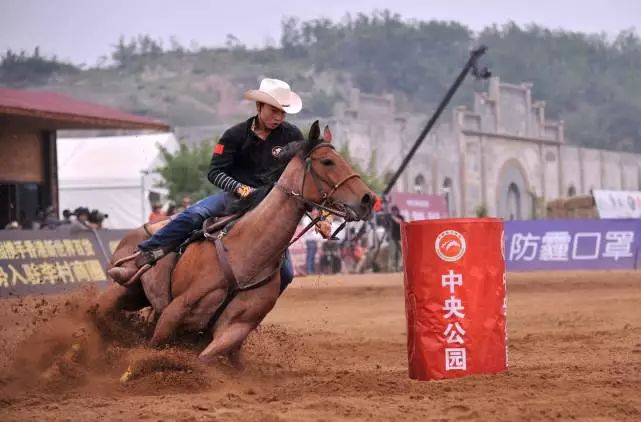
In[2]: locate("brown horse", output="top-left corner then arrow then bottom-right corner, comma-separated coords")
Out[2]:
93,121 -> 376,366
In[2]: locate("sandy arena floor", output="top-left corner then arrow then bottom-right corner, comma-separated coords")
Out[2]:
1,271 -> 640,421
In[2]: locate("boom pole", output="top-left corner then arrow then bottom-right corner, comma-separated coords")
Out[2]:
382,45 -> 490,196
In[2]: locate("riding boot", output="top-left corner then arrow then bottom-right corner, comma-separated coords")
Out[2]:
107,248 -> 166,286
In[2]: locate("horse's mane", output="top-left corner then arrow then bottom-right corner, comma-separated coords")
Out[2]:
222,138 -> 315,215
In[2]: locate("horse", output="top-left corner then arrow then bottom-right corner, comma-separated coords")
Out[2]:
92,121 -> 376,367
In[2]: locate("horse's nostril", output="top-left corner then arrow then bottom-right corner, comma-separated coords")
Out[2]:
362,193 -> 373,207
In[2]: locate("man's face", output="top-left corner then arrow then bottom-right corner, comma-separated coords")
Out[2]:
182,197 -> 191,208
258,104 -> 285,129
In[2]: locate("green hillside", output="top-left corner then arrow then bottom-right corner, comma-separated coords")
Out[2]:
3,11 -> 641,152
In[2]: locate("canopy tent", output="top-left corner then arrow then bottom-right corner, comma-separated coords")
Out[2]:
57,133 -> 179,229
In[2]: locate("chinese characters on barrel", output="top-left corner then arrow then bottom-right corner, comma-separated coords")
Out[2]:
442,269 -> 467,371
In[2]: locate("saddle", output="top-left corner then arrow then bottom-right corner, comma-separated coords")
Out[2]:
139,213 -> 281,315
142,214 -> 238,238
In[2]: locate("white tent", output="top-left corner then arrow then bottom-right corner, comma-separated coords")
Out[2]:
57,133 -> 179,229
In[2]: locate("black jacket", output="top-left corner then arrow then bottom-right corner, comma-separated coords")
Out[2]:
208,116 -> 304,193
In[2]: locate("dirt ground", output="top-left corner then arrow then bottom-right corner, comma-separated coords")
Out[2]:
1,270 -> 640,421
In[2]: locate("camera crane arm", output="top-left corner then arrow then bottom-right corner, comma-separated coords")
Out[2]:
382,45 -> 490,198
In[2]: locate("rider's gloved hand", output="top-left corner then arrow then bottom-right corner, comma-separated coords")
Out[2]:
315,220 -> 332,239
236,184 -> 255,198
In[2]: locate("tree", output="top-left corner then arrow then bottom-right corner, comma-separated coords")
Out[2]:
338,144 -> 385,193
0,47 -> 78,86
155,140 -> 220,202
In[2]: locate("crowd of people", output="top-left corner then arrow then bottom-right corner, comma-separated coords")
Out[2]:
300,205 -> 406,275
4,195 -> 407,274
146,196 -> 192,223
4,206 -> 110,230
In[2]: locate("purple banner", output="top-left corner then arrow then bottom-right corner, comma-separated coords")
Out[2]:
504,219 -> 641,271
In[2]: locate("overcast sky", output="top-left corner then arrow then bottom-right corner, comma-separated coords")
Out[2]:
2,0 -> 640,65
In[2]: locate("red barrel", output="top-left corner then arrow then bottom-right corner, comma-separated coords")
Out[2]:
401,218 -> 507,381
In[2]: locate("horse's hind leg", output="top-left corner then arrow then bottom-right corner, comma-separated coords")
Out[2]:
199,275 -> 280,367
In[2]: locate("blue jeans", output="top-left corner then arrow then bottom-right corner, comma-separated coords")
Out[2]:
139,191 -> 294,291
305,240 -> 317,274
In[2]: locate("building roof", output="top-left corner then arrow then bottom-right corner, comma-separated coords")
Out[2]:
0,87 -> 169,131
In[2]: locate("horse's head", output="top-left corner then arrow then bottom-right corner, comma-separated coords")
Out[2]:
279,121 -> 376,221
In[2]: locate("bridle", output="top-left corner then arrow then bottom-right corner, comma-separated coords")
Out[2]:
275,142 -> 363,244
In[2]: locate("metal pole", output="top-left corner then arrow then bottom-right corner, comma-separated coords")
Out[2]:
382,45 -> 489,196
365,46 -> 490,272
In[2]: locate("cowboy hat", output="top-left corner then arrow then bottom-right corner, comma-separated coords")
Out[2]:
243,78 -> 302,114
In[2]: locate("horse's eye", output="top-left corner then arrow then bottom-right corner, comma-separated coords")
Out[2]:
321,159 -> 334,166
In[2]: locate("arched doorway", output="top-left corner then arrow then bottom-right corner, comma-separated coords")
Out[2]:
506,182 -> 521,220
414,174 -> 426,194
568,185 -> 576,197
496,159 -> 531,220
443,177 -> 454,217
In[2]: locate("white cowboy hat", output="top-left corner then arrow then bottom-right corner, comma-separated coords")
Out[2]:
243,78 -> 302,114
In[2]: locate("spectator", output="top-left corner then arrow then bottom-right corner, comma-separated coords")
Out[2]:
148,203 -> 166,223
302,210 -> 323,275
74,207 -> 91,224
176,196 -> 192,213
4,221 -> 21,230
320,240 -> 341,274
353,238 -> 369,274
340,227 -> 358,273
387,205 -> 405,272
62,209 -> 73,223
40,206 -> 63,229
89,209 -> 109,229
166,203 -> 177,217
68,206 -> 93,231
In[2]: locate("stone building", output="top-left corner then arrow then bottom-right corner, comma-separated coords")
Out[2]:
329,77 -> 641,219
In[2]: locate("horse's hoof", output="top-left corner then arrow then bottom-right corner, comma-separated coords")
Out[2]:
229,358 -> 245,371
119,364 -> 134,384
198,354 -> 213,365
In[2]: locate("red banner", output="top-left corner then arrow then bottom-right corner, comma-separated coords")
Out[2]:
401,218 -> 507,380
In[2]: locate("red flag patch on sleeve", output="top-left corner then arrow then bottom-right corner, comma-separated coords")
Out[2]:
213,144 -> 225,155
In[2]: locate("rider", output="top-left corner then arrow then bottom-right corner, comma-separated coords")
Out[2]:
108,78 -> 330,289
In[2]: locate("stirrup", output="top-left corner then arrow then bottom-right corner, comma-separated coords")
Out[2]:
112,250 -> 141,267
122,263 -> 153,287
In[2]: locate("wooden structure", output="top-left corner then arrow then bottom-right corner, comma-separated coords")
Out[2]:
0,87 -> 169,228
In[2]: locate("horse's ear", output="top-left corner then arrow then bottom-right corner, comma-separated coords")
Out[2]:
308,120 -> 320,142
323,125 -> 332,143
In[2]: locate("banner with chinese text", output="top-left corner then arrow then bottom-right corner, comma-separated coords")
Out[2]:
388,192 -> 449,221
505,219 -> 640,271
0,227 -> 129,298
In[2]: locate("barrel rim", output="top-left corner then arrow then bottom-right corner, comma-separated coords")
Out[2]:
403,217 -> 504,226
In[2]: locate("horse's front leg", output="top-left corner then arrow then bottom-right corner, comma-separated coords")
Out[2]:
92,283 -> 148,335
149,286 -> 226,347
149,294 -> 191,347
199,274 -> 280,366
